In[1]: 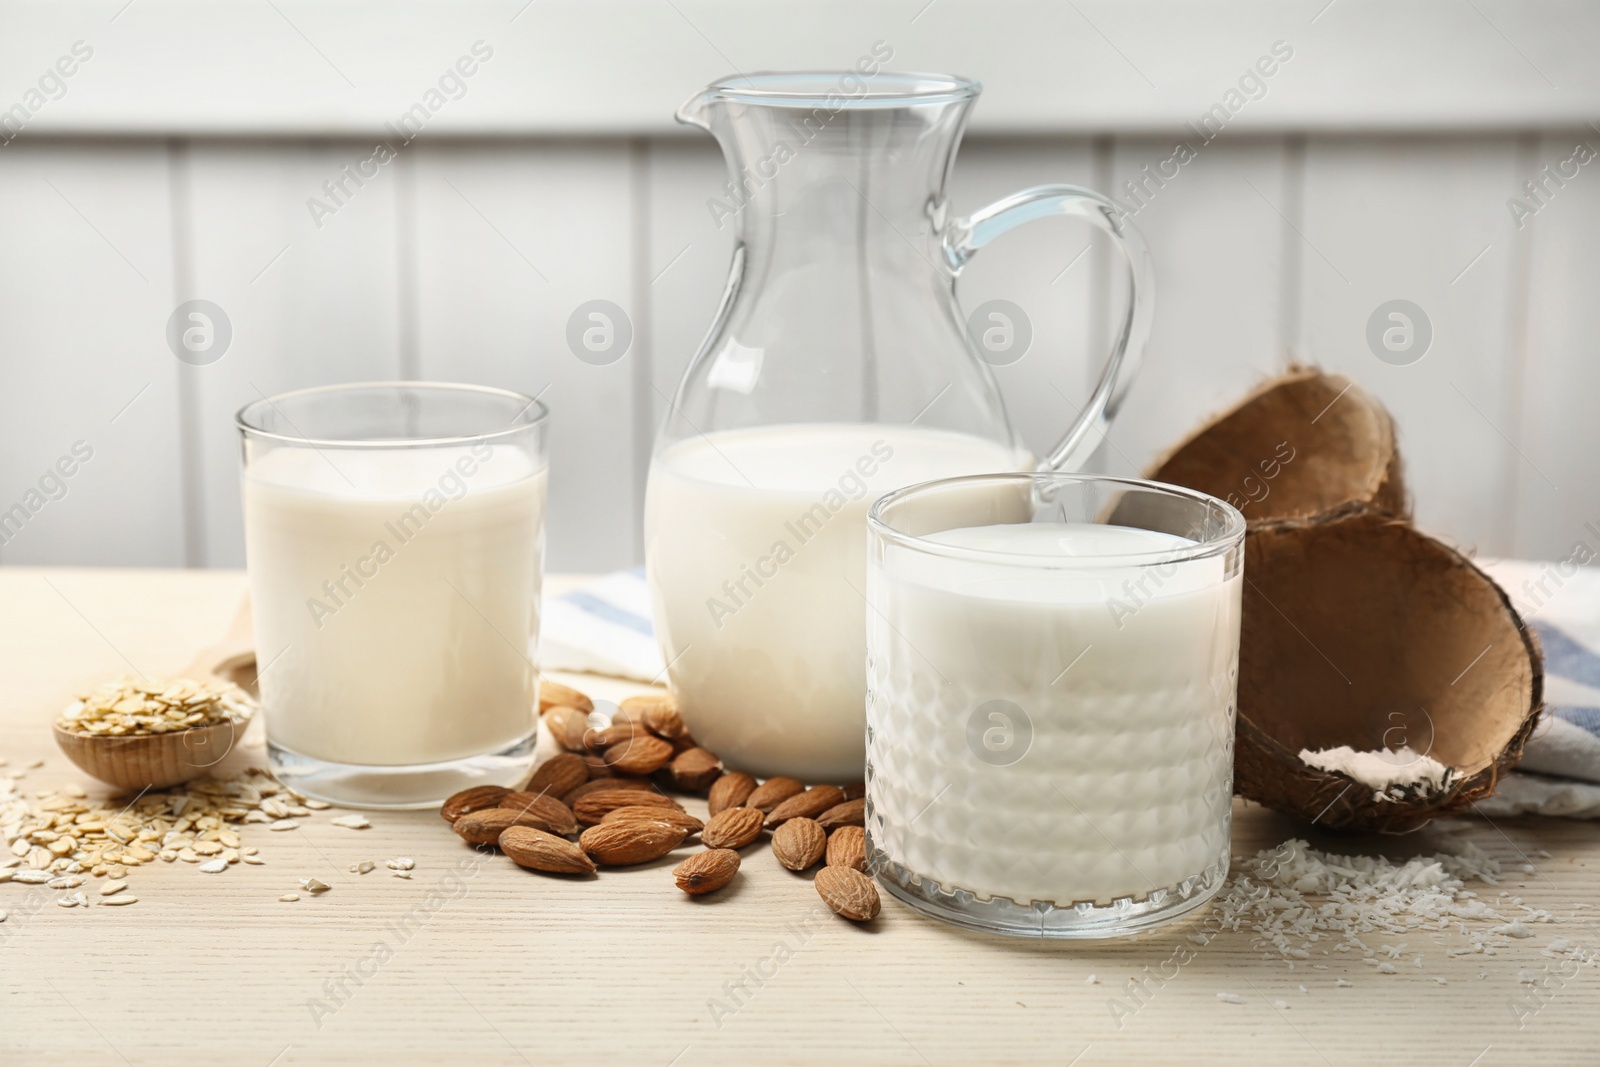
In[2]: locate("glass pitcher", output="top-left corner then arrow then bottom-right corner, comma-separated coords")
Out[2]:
644,71 -> 1153,783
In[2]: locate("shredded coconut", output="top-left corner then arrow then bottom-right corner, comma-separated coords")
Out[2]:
1298,745 -> 1456,800
1205,838 -> 1549,966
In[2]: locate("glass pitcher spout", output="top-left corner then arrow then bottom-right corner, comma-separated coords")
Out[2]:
676,71 -> 978,246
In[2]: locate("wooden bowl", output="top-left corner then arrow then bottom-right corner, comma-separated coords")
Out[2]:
53,714 -> 251,792
52,617 -> 259,793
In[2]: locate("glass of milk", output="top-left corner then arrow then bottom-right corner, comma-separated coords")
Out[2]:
865,473 -> 1244,937
237,383 -> 548,808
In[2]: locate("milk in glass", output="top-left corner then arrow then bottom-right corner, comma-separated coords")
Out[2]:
867,522 -> 1241,905
244,443 -> 546,768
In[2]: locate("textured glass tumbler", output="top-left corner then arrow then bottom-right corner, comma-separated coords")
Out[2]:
238,382 -> 549,808
865,473 -> 1244,937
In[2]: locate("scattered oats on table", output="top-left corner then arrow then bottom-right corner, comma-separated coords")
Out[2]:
0,765 -> 330,905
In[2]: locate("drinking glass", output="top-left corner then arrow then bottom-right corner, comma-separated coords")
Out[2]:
865,473 -> 1244,937
237,382 -> 548,808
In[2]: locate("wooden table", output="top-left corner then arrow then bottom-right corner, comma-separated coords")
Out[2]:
3,567 -> 1597,1066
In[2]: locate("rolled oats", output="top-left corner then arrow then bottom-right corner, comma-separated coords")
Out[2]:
1,765 -> 329,907
56,677 -> 252,737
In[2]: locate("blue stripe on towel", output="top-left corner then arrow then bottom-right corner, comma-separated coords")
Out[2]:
1531,620 -> 1600,690
1553,706 -> 1600,736
562,590 -> 655,638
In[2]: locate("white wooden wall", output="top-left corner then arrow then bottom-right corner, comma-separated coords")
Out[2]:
1,1 -> 1596,572
0,130 -> 1595,572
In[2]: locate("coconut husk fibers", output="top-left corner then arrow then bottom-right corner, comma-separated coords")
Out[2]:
1234,504 -> 1543,833
1147,367 -> 1408,523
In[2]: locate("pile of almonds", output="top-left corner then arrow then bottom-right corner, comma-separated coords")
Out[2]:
441,681 -> 880,923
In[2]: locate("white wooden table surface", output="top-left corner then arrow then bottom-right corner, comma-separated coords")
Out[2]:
2,567 -> 1597,1066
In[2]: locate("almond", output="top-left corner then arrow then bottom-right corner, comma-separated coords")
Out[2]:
584,723 -> 638,752
455,807 -> 569,846
579,821 -> 687,866
603,734 -> 675,776
440,785 -> 511,823
826,825 -> 866,871
766,785 -> 846,828
817,798 -> 865,831
746,776 -> 805,813
708,772 -> 757,815
701,806 -> 765,850
641,703 -> 687,741
562,777 -> 655,809
498,791 -> 579,836
601,805 -> 704,836
546,705 -> 593,752
539,680 -> 594,714
842,781 -> 866,801
815,865 -> 880,921
673,849 -> 739,895
525,753 -> 588,799
580,754 -> 614,778
666,747 -> 722,793
620,691 -> 676,719
771,817 -> 826,871
500,826 -> 596,875
573,788 -> 683,826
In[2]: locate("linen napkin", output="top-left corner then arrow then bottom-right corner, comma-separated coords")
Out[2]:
1474,560 -> 1600,818
541,567 -> 664,683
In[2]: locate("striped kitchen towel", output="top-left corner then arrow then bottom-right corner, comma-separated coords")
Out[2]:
540,560 -> 1600,816
1475,560 -> 1600,818
541,567 -> 665,683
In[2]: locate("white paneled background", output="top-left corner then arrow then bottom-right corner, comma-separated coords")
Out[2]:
1,1 -> 1596,572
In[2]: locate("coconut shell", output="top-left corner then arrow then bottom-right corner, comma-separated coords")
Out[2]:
1234,504 -> 1543,833
1148,368 -> 1408,523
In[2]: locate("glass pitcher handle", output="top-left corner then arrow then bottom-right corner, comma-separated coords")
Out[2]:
943,185 -> 1154,473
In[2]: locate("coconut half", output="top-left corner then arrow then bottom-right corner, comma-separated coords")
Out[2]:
1147,368 -> 1407,522
1234,504 -> 1543,833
